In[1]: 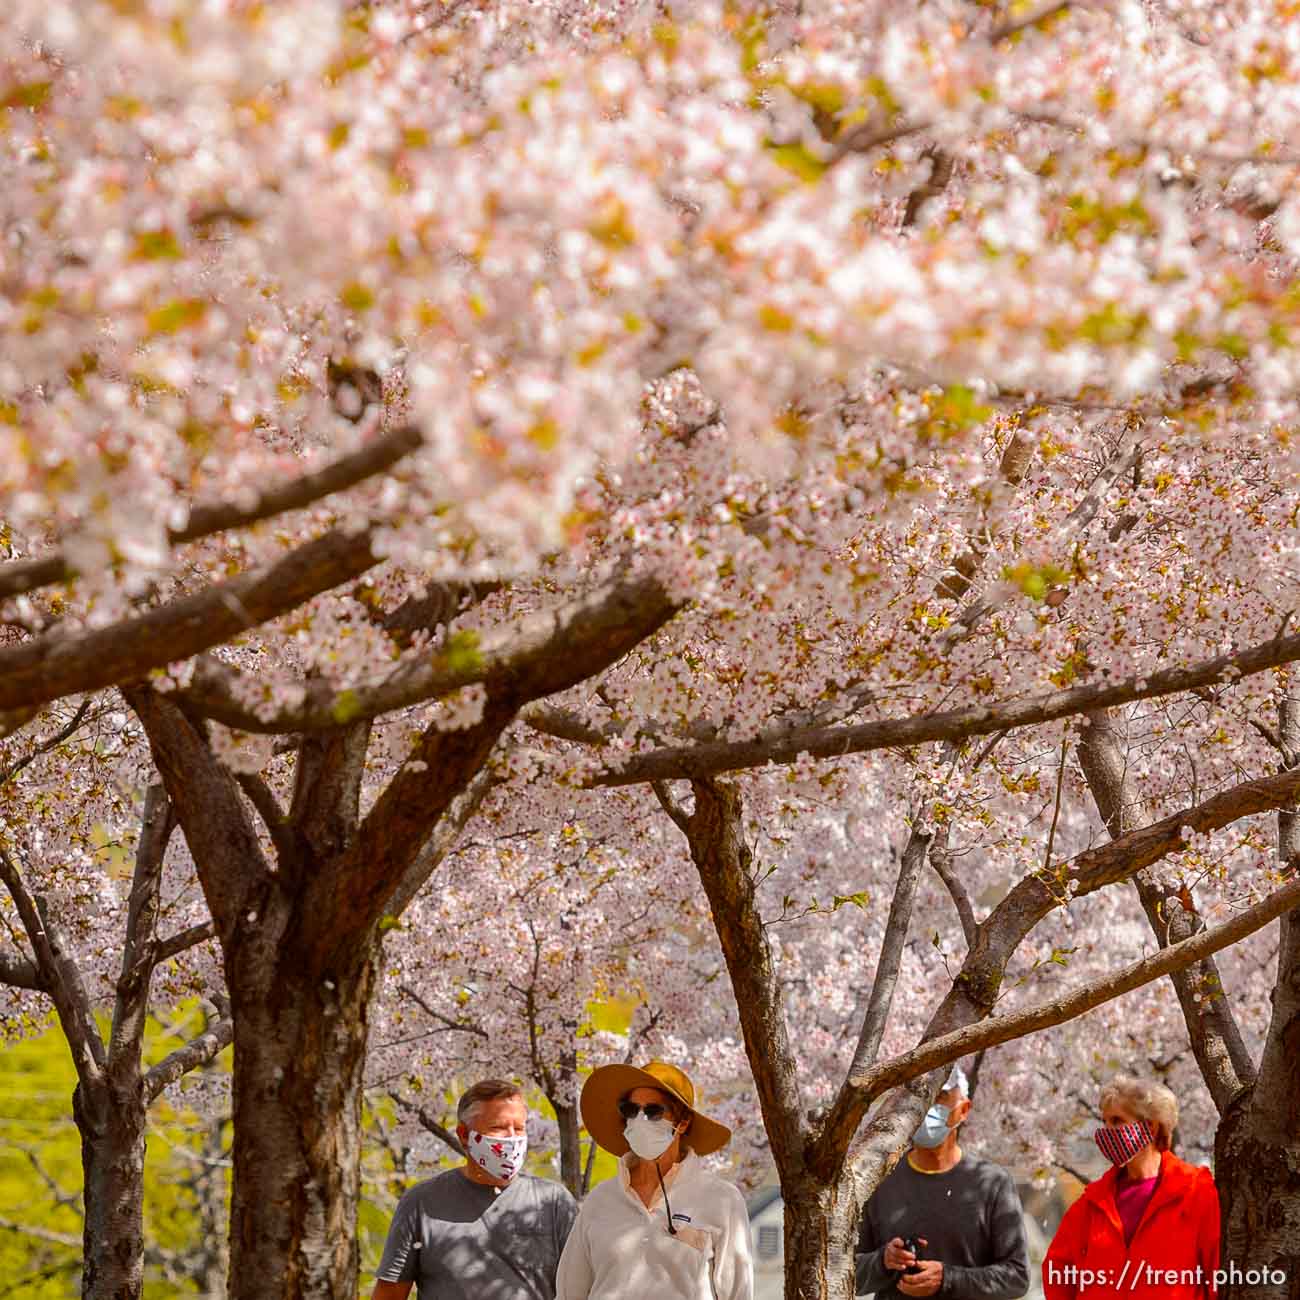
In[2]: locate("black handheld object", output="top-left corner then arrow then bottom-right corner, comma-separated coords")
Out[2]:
901,1237 -> 923,1274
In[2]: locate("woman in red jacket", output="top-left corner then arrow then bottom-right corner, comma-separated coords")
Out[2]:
1043,1076 -> 1220,1300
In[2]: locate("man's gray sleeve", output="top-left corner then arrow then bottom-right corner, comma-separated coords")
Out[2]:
376,1193 -> 420,1284
855,1191 -> 895,1297
551,1184 -> 580,1277
940,1170 -> 1029,1300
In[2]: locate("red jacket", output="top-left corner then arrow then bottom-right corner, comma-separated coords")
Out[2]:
1043,1151 -> 1220,1300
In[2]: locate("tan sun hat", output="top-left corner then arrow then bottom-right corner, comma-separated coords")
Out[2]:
580,1060 -> 732,1157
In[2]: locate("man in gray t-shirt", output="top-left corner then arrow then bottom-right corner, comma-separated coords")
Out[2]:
373,1080 -> 577,1300
856,1067 -> 1029,1300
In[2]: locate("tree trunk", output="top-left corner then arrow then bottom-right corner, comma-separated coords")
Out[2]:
781,1176 -> 862,1300
225,937 -> 380,1300
195,1113 -> 231,1298
1214,887 -> 1300,1300
1213,1003 -> 1300,1300
76,1076 -> 148,1300
552,1099 -> 584,1199
1215,697 -> 1300,1300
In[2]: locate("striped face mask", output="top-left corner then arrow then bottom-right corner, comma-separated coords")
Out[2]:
1094,1120 -> 1154,1166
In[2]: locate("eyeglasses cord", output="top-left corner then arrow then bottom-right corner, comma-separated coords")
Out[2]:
655,1160 -> 677,1236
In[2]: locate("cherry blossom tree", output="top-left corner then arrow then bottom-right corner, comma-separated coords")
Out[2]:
0,707 -> 229,1300
6,0 -> 1300,1298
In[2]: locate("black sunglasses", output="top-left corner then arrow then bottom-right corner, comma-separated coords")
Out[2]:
618,1100 -> 672,1122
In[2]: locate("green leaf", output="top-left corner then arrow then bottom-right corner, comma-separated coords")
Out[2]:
2,80 -> 52,111
340,282 -> 375,313
831,891 -> 870,911
331,689 -> 363,724
145,298 -> 207,335
766,141 -> 827,183
443,629 -> 483,676
132,229 -> 184,261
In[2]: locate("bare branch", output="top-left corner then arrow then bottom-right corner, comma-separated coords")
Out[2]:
391,1094 -> 466,1157
0,526 -> 389,717
0,425 -> 423,601
384,760 -> 502,919
109,784 -> 178,1071
144,1018 -> 234,1101
0,697 -> 94,785
651,780 -> 692,834
847,825 -> 933,1078
1078,708 -> 1256,1110
153,921 -> 217,965
0,844 -> 105,1087
180,571 -> 682,733
848,871 -> 1300,1098
0,1217 -> 81,1249
929,829 -> 977,947
668,779 -> 807,1173
590,626 -> 1300,787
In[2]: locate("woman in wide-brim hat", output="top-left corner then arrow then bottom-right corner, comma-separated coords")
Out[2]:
555,1060 -> 753,1300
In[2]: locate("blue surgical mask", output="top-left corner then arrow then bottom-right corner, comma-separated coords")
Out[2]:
912,1103 -> 953,1149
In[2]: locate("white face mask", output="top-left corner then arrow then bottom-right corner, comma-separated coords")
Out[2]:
624,1113 -> 680,1161
467,1130 -> 527,1183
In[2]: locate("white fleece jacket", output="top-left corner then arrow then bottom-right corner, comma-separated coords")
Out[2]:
556,1151 -> 753,1300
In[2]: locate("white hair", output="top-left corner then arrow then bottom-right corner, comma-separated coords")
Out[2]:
1100,1075 -> 1179,1150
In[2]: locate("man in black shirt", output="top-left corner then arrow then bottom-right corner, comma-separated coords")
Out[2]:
856,1066 -> 1029,1300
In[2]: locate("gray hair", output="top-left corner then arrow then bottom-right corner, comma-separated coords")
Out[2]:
1099,1075 -> 1178,1150
456,1079 -> 524,1127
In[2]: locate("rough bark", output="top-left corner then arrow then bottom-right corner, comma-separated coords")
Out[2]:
76,1075 -> 149,1300
0,525 -> 387,716
128,573 -> 681,1299
1217,696 -> 1300,1300
592,627 -> 1300,786
659,779 -> 869,1300
552,1100 -> 585,1200
669,779 -> 807,1175
226,938 -> 380,1300
781,1178 -> 863,1300
1077,709 -> 1255,1110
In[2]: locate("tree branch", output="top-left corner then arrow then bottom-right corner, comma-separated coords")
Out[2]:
848,871 -> 1300,1099
383,760 -> 502,919
590,627 -> 1300,787
846,824 -> 933,1078
109,784 -> 178,1073
179,571 -> 682,733
929,829 -> 977,947
0,946 -> 45,990
0,525 -> 390,717
391,1094 -> 466,1157
125,689 -> 273,943
153,921 -> 218,965
988,0 -> 1071,42
1077,708 -> 1256,1111
144,1018 -> 234,1102
307,574 -> 682,962
668,779 -> 807,1175
0,425 -> 423,601
811,762 -> 1300,1180
0,844 -> 105,1088
0,697 -> 94,785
